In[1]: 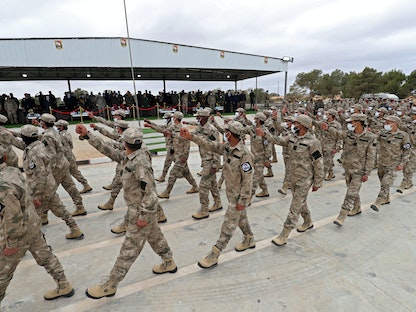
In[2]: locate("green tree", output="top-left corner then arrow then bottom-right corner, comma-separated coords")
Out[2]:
293,69 -> 323,95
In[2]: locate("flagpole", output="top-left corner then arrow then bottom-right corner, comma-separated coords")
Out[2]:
123,0 -> 141,127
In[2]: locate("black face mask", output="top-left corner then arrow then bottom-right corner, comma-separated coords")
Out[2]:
22,135 -> 37,147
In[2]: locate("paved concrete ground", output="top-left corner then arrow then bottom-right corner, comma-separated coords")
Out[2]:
2,122 -> 416,312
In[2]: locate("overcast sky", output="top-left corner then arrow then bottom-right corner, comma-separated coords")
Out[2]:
1,0 -> 415,98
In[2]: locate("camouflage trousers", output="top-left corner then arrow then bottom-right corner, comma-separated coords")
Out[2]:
166,161 -> 197,192
161,150 -> 175,178
376,165 -> 397,202
215,203 -> 253,250
341,172 -> 363,212
0,228 -> 66,302
402,149 -> 416,186
53,170 -> 83,206
109,162 -> 123,199
198,166 -> 219,212
68,157 -> 88,186
252,159 -> 268,194
282,153 -> 291,186
108,213 -> 173,285
323,150 -> 335,173
284,180 -> 313,230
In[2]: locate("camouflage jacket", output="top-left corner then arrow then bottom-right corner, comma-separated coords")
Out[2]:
0,163 -> 41,249
192,122 -> 220,169
23,140 -> 56,201
266,131 -> 324,188
329,127 -> 377,176
242,124 -> 272,161
85,132 -> 158,219
377,129 -> 411,167
41,127 -> 69,173
171,123 -> 190,162
191,135 -> 253,207
0,127 -> 25,167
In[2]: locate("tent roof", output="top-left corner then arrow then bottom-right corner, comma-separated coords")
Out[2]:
0,37 -> 289,82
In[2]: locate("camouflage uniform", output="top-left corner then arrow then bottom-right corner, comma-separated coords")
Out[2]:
159,121 -> 198,197
0,125 -> 25,168
398,117 -> 416,191
0,163 -> 73,303
373,119 -> 411,210
83,128 -> 175,298
328,114 -> 377,222
145,116 -> 174,181
191,115 -> 221,218
23,137 -> 83,239
242,119 -> 271,197
41,126 -> 85,215
266,125 -> 324,232
58,123 -> 91,192
316,117 -> 342,179
190,122 -> 255,266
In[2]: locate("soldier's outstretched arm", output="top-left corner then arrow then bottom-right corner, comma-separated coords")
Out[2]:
76,124 -> 123,163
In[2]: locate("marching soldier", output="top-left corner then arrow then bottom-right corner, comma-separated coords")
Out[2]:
158,111 -> 199,199
0,145 -> 75,304
257,115 -> 324,246
322,114 -> 376,225
76,125 -> 177,299
20,125 -> 84,240
55,119 -> 92,197
371,115 -> 411,211
180,121 -> 255,268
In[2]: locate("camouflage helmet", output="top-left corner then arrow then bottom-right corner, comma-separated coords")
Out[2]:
383,115 -> 401,124
163,112 -> 173,119
254,112 -> 267,121
295,115 -> 312,129
345,113 -> 367,122
40,113 -> 56,123
122,127 -> 143,145
21,125 -> 39,138
195,109 -> 210,117
55,119 -> 69,128
114,109 -> 126,118
224,120 -> 244,135
173,111 -> 184,120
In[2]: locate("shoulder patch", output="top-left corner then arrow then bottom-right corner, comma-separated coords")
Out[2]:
311,150 -> 322,160
209,135 -> 216,141
29,160 -> 36,169
140,180 -> 147,191
403,143 -> 411,150
0,203 -> 4,213
241,162 -> 252,172
263,139 -> 269,145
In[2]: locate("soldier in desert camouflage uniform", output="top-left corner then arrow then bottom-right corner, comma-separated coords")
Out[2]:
397,110 -> 416,193
0,114 -> 24,167
188,109 -> 222,220
88,109 -> 126,190
371,115 -> 411,212
158,111 -> 199,199
0,145 -> 75,304
76,125 -> 176,299
258,115 -> 324,246
55,119 -> 92,198
89,119 -> 129,213
180,121 -> 255,269
323,114 -> 376,225
36,113 -> 87,221
241,112 -> 271,199
144,112 -> 174,182
3,95 -> 18,124
316,109 -> 342,181
20,125 -> 84,240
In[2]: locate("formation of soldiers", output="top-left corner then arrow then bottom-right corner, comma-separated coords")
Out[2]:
0,97 -> 415,305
